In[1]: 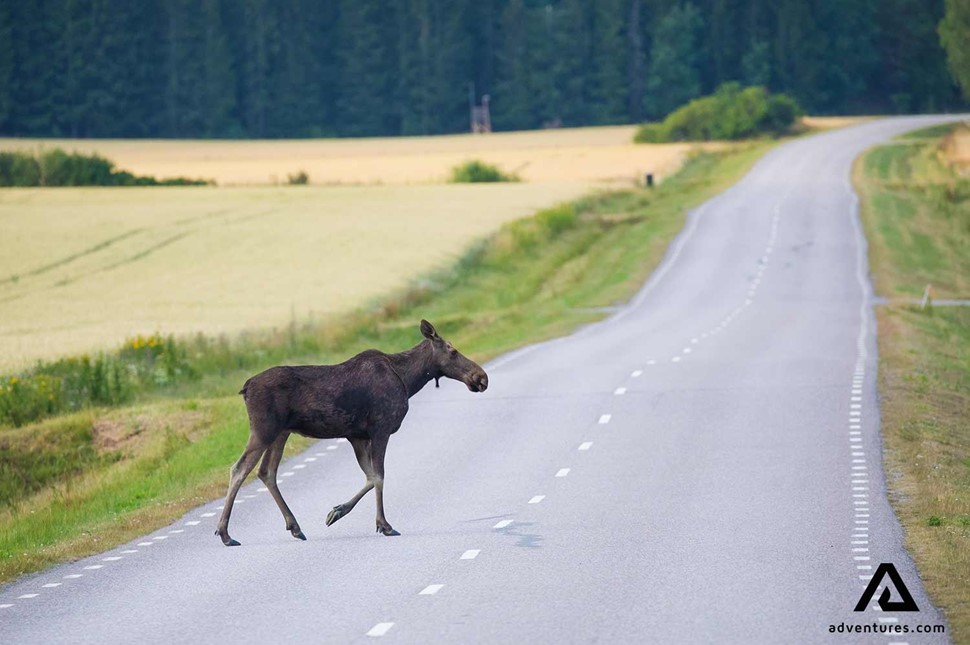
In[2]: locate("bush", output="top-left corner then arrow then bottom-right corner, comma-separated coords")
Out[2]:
634,83 -> 802,143
0,149 -> 210,187
449,159 -> 519,183
287,170 -> 309,185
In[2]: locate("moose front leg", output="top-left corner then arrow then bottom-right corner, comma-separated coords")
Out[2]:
326,438 -> 374,527
370,434 -> 399,536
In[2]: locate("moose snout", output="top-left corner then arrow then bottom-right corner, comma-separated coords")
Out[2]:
467,370 -> 488,392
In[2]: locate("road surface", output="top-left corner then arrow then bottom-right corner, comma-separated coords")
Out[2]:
1,117 -> 961,644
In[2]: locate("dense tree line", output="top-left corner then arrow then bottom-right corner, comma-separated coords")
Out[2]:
0,0 -> 963,139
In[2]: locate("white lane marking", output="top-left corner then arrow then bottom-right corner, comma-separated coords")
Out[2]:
185,521 -> 200,526
851,540 -> 869,544
63,574 -> 83,579
853,548 -> 869,552
0,604 -> 13,608
854,556 -> 871,561
460,550 -> 480,560
493,520 -> 513,529
169,529 -> 184,534
83,565 -> 103,570
556,468 -> 570,478
528,495 -> 545,504
647,359 -> 656,365
282,472 -> 295,477
327,445 -> 337,451
851,396 -> 862,401
18,594 -> 38,599
419,584 -> 444,596
137,542 -> 153,547
683,348 -> 692,354
121,549 -> 138,554
857,565 -> 873,570
671,356 -> 682,363
257,487 -> 268,492
598,414 -> 611,425
102,556 -> 123,561
578,442 -> 593,451
200,512 -> 216,517
152,535 -> 168,540
631,370 -> 643,377
42,583 -> 61,588
691,338 -> 699,344
293,465 -> 306,469
614,387 -> 626,395
338,438 -> 349,443
315,452 -> 327,457
367,622 -> 394,637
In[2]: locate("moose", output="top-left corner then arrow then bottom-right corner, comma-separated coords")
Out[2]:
215,320 -> 488,546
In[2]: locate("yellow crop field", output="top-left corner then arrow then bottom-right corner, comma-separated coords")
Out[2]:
0,182 -> 586,371
0,125 -> 710,186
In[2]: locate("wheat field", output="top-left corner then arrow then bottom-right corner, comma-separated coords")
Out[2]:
0,182 -> 589,371
0,126 -> 712,186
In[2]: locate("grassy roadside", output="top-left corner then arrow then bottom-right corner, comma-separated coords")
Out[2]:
0,140 -> 776,584
854,124 -> 970,641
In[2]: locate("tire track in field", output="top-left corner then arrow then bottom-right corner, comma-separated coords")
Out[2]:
0,206 -> 280,305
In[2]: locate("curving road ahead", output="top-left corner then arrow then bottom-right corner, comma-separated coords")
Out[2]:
0,117 -> 962,644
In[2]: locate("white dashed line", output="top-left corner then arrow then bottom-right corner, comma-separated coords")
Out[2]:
185,521 -> 200,526
169,529 -> 184,534
578,442 -> 593,451
293,465 -> 306,469
631,370 -> 643,378
122,549 -> 138,554
555,468 -> 570,478
201,512 -> 216,517
63,574 -> 83,579
18,594 -> 38,599
42,583 -> 61,588
0,604 -> 12,608
419,584 -> 444,595
671,356 -> 682,363
460,550 -> 480,560
282,472 -> 295,477
102,556 -> 123,561
528,495 -> 545,504
152,536 -> 168,540
137,542 -> 153,547
493,520 -> 513,529
647,359 -> 656,365
613,387 -> 626,395
598,414 -> 611,425
304,457 -> 317,462
83,565 -> 103,570
327,445 -> 338,451
367,622 -> 394,637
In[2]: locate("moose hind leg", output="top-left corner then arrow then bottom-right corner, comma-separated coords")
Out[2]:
215,437 -> 267,546
258,432 -> 305,541
326,438 -> 374,527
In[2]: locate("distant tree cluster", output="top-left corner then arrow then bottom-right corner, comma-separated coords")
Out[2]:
0,0 -> 963,139
634,83 -> 800,142
0,149 -> 209,186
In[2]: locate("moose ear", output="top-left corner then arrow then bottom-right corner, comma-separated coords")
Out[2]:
420,319 -> 440,340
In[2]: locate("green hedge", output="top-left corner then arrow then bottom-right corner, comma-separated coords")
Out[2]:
634,83 -> 802,143
0,149 -> 210,187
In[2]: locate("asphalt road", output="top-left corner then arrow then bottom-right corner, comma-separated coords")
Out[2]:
1,116 -> 962,644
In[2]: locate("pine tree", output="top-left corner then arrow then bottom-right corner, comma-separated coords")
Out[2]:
493,0 -> 535,131
589,0 -> 628,124
645,2 -> 704,118
940,0 -> 970,100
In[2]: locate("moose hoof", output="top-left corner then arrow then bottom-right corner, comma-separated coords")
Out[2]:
377,526 -> 401,537
291,529 -> 307,541
215,529 -> 241,547
326,505 -> 346,527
